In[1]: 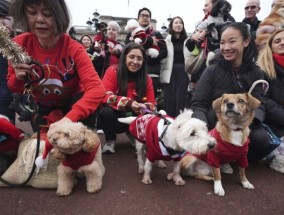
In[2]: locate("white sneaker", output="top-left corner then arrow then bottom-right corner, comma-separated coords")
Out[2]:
97,129 -> 104,134
221,163 -> 233,174
102,142 -> 115,154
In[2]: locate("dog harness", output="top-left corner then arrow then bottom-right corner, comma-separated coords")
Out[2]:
196,128 -> 250,168
129,114 -> 185,162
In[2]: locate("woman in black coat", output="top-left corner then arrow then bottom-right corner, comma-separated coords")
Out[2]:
190,22 -> 272,162
257,29 -> 284,138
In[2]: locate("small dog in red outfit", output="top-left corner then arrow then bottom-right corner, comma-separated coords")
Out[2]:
37,121 -> 105,196
119,109 -> 216,186
181,93 -> 260,196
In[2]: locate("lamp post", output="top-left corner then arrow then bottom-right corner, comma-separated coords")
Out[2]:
85,9 -> 101,35
160,22 -> 168,38
92,9 -> 100,26
86,17 -> 93,32
167,14 -> 172,23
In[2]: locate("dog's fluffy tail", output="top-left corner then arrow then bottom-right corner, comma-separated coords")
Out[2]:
118,116 -> 137,124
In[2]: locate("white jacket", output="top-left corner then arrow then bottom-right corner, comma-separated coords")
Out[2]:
160,34 -> 191,84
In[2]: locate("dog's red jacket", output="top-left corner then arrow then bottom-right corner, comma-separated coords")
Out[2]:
62,144 -> 100,170
196,128 -> 249,168
129,114 -> 182,162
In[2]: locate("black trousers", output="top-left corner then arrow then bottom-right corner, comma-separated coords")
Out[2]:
162,63 -> 189,117
248,125 -> 277,162
99,106 -> 129,141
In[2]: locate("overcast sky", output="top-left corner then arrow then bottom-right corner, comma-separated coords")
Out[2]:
65,0 -> 272,32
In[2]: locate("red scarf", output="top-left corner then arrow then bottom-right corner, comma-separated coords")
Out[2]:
273,54 -> 284,69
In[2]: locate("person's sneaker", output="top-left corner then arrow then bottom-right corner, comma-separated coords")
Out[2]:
221,163 -> 233,174
97,129 -> 104,134
102,142 -> 115,154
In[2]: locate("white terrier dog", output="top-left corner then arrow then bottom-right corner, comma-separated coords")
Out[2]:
118,109 -> 216,185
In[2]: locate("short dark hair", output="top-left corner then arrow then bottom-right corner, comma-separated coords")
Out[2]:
9,0 -> 70,35
138,7 -> 151,18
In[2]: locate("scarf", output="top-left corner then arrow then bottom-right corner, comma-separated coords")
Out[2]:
273,54 -> 284,69
242,17 -> 261,31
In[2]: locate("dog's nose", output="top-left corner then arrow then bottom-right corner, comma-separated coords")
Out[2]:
207,142 -> 215,149
226,102 -> 234,109
52,138 -> 57,144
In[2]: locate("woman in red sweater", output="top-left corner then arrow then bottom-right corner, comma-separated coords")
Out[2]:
7,0 -> 105,131
100,43 -> 156,154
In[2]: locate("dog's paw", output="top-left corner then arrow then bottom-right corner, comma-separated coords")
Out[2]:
56,188 -> 72,196
87,185 -> 102,193
167,173 -> 174,180
157,160 -> 166,169
138,166 -> 144,174
241,181 -> 254,189
173,174 -> 186,186
174,177 -> 186,186
142,175 -> 152,184
214,180 -> 225,196
167,173 -> 186,185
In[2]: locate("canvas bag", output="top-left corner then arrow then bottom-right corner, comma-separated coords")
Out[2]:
185,44 -> 205,75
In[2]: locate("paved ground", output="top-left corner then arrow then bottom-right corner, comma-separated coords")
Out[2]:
0,131 -> 284,215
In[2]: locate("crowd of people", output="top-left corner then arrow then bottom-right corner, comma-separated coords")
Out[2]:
0,0 -> 284,175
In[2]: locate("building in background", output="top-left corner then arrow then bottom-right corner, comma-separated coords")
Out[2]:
71,15 -> 158,41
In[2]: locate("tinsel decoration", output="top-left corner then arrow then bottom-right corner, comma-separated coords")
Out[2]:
0,23 -> 32,66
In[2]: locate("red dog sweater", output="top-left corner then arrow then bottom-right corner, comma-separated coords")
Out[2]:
129,114 -> 184,162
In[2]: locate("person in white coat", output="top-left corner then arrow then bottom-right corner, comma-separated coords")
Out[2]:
160,16 -> 191,117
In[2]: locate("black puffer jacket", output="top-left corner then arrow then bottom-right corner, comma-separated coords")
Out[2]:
190,53 -> 266,129
263,63 -> 284,137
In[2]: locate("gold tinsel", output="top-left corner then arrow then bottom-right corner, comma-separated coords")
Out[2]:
0,23 -> 32,65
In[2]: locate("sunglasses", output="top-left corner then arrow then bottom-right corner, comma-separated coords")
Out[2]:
139,14 -> 150,18
244,5 -> 257,10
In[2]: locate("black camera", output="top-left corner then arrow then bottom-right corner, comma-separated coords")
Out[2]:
9,93 -> 35,122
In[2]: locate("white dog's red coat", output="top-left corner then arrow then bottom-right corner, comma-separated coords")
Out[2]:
129,114 -> 185,162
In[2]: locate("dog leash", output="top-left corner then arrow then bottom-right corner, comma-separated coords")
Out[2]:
0,125 -> 41,187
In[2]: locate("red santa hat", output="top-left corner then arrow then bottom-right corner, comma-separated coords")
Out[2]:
0,115 -> 24,153
35,133 -> 53,168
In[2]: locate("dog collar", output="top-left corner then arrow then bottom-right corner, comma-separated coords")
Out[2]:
158,118 -> 185,156
233,127 -> 243,131
159,139 -> 185,157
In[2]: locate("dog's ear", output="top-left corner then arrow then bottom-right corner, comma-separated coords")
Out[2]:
246,93 -> 261,110
82,129 -> 100,152
212,95 -> 223,113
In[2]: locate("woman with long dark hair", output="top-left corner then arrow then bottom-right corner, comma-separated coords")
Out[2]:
99,43 -> 156,154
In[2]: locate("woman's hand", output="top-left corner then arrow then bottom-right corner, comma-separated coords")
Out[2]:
48,117 -> 72,133
131,101 -> 147,114
13,63 -> 33,80
191,30 -> 205,43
